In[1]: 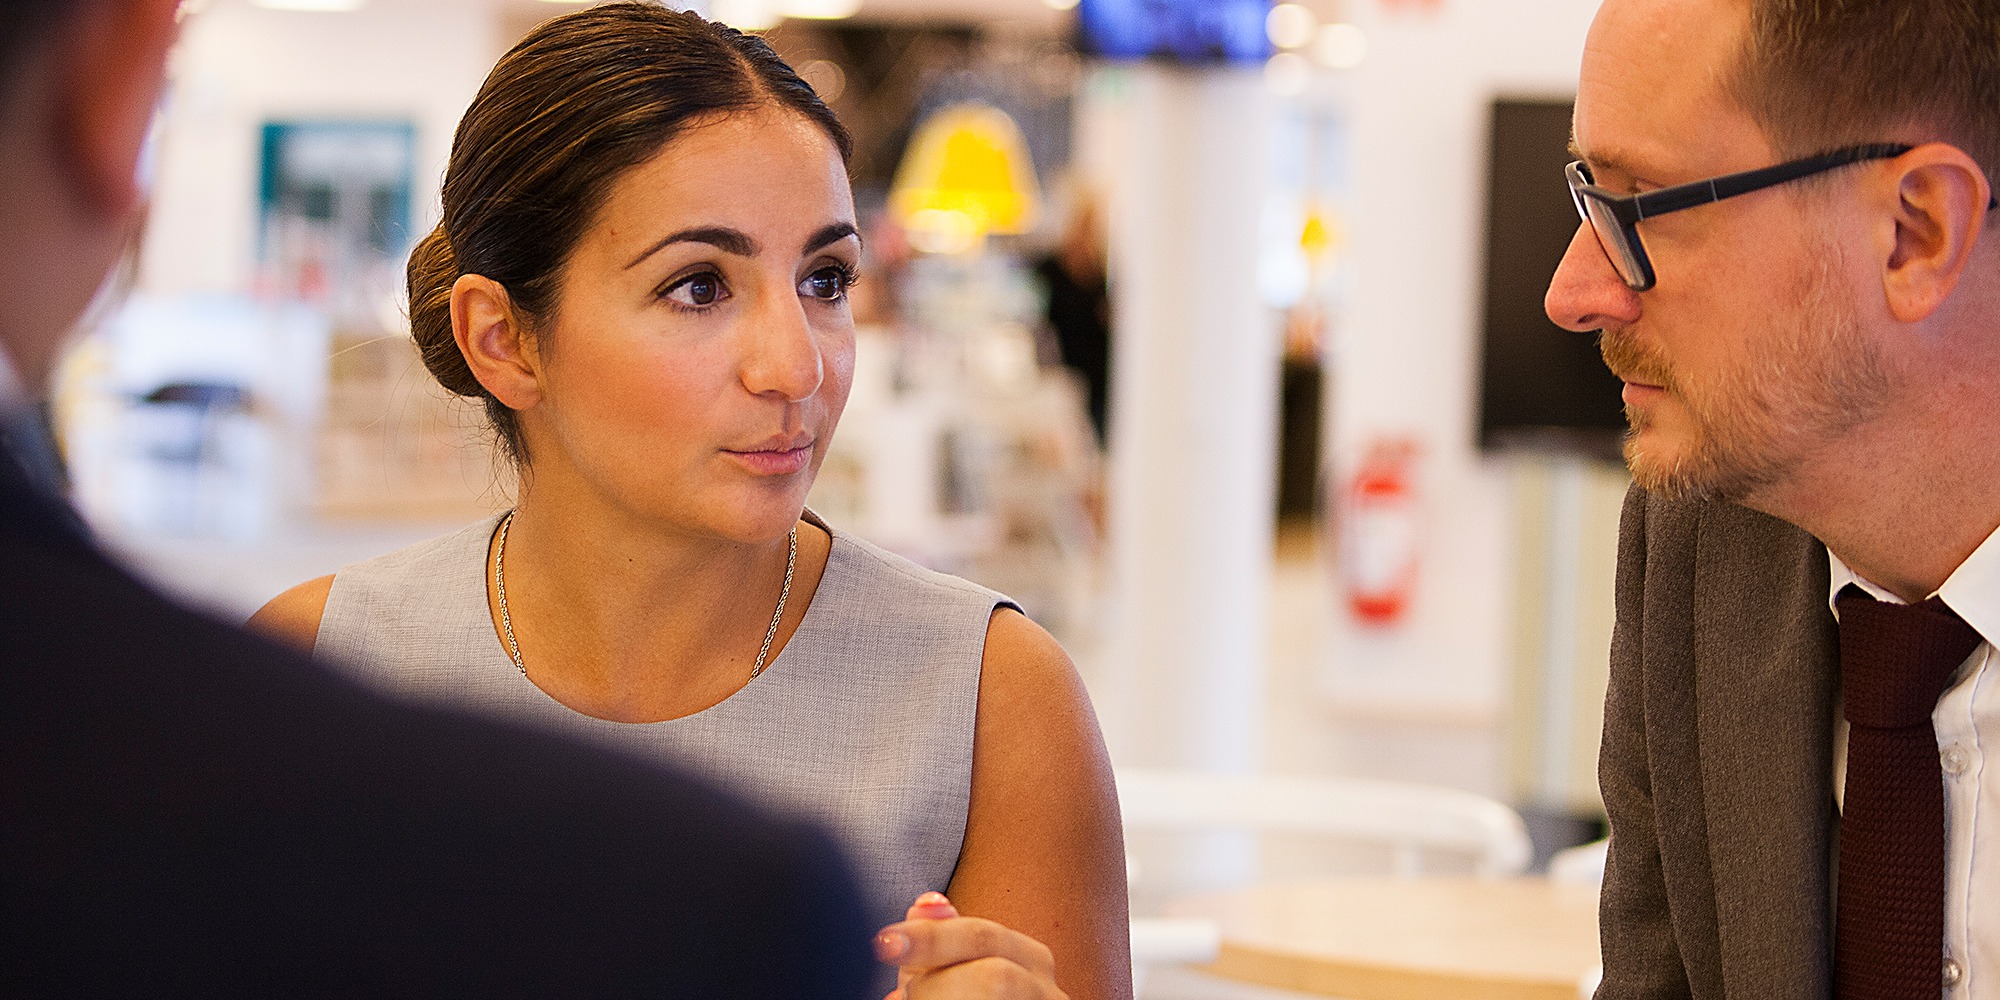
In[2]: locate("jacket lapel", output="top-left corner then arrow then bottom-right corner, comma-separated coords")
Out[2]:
0,428 -> 92,553
1691,500 -> 1838,997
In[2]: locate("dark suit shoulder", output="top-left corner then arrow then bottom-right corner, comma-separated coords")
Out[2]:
1629,485 -> 1821,568
0,515 -> 872,998
1601,483 -> 1836,1000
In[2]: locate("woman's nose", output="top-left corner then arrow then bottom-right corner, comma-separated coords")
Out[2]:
740,290 -> 824,403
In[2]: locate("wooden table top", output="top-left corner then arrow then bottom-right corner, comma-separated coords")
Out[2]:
1166,877 -> 1602,1000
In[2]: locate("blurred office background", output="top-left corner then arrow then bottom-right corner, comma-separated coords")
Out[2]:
50,0 -> 1629,993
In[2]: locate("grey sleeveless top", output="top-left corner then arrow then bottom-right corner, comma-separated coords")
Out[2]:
315,512 -> 1014,942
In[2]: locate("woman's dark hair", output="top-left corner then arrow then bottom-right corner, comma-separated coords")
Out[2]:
407,2 -> 852,463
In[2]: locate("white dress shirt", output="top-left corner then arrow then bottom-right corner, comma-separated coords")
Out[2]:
1830,532 -> 2000,999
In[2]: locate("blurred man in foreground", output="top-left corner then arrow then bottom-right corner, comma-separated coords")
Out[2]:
1547,0 -> 2000,997
0,2 -> 872,994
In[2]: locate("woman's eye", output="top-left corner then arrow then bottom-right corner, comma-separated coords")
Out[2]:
663,272 -> 727,308
801,266 -> 855,302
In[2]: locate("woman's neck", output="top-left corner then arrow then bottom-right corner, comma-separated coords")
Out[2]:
487,486 -> 829,723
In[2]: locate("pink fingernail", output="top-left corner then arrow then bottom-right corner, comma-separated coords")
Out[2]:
915,891 -> 949,906
874,929 -> 910,961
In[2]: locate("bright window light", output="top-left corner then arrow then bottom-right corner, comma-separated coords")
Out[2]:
1264,51 -> 1310,97
1314,23 -> 1368,70
779,0 -> 863,18
712,0 -> 779,28
253,0 -> 366,10
1265,3 -> 1318,50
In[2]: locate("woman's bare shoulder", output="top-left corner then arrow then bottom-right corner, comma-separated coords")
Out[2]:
955,606 -> 1130,998
979,606 -> 1078,694
974,606 -> 1106,773
246,575 -> 336,653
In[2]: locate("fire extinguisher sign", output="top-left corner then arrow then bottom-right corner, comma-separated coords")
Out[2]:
1341,438 -> 1422,627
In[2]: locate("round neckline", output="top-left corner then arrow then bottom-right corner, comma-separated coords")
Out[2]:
488,510 -> 842,726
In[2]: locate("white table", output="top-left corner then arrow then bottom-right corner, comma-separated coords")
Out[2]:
1167,876 -> 1601,1000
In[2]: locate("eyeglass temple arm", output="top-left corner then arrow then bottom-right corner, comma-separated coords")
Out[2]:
1631,144 -> 1924,220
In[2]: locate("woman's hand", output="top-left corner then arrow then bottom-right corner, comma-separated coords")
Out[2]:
876,892 -> 1068,1000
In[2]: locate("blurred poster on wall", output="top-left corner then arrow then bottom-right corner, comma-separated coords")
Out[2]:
257,119 -> 505,522
257,120 -> 414,329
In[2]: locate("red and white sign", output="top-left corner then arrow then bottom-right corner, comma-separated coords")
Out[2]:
1341,438 -> 1423,628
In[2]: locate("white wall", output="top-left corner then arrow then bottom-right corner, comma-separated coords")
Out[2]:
1070,0 -> 1610,803
1314,0 -> 1603,798
141,0 -> 506,299
1097,67 -> 1281,777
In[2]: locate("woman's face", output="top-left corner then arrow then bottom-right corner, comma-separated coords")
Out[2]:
523,105 -> 858,543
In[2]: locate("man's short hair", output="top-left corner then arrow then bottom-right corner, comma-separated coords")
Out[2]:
1733,0 -> 2000,182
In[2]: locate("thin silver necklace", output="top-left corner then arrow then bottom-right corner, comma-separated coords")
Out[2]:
492,511 -> 798,680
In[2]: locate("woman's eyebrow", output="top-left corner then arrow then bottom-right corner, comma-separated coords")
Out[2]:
803,222 -> 860,255
624,226 -> 759,269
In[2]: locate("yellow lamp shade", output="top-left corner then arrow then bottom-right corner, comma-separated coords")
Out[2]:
889,104 -> 1042,250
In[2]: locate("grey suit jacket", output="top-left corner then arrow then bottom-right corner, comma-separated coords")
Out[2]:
1598,484 -> 1840,999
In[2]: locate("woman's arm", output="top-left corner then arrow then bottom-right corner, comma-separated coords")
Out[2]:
245,575 -> 335,653
916,606 -> 1131,1000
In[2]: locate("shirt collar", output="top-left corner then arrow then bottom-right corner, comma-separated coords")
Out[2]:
1828,525 -> 2000,649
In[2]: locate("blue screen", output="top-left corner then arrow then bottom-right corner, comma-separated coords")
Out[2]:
1078,0 -> 1274,64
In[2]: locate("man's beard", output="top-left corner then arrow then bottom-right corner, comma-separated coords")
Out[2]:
1598,245 -> 1891,502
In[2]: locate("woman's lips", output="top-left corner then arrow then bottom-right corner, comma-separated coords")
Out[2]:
724,444 -> 813,476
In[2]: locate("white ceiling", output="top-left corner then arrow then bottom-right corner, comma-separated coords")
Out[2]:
508,0 -> 1072,28
844,0 -> 1067,25
227,0 -> 1071,41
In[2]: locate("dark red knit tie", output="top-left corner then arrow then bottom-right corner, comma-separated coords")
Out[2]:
1833,585 -> 1980,1000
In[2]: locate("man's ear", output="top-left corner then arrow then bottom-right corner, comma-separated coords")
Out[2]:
451,274 -> 544,412
1882,142 -> 1992,324
50,0 -> 181,217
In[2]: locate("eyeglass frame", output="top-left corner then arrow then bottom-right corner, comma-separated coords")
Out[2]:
1564,142 -> 1956,292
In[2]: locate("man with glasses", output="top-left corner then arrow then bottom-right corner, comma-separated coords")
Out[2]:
1546,0 -> 2000,997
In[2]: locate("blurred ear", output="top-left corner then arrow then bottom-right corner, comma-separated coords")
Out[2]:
451,274 -> 543,412
1881,142 -> 1992,324
50,0 -> 180,217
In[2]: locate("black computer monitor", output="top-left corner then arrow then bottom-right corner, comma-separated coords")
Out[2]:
1477,97 -> 1627,459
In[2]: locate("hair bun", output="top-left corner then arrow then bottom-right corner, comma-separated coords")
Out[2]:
405,222 -> 486,400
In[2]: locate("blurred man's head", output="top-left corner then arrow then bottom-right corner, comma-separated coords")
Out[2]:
1546,0 -> 1998,505
0,0 -> 179,397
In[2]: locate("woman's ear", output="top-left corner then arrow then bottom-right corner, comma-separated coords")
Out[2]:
451,274 -> 543,411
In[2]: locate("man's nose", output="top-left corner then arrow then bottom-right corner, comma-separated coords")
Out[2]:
1545,222 -> 1641,333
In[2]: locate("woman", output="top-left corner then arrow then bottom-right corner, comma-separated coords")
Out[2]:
250,6 -> 1128,998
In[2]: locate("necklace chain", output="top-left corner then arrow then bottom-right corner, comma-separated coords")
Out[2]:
492,511 -> 797,681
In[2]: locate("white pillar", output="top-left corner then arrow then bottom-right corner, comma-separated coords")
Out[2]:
1100,65 -> 1281,778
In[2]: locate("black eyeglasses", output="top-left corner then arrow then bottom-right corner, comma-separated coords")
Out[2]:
1565,143 -> 1914,292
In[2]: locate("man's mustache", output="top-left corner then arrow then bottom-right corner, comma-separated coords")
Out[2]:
1598,329 -> 1672,390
